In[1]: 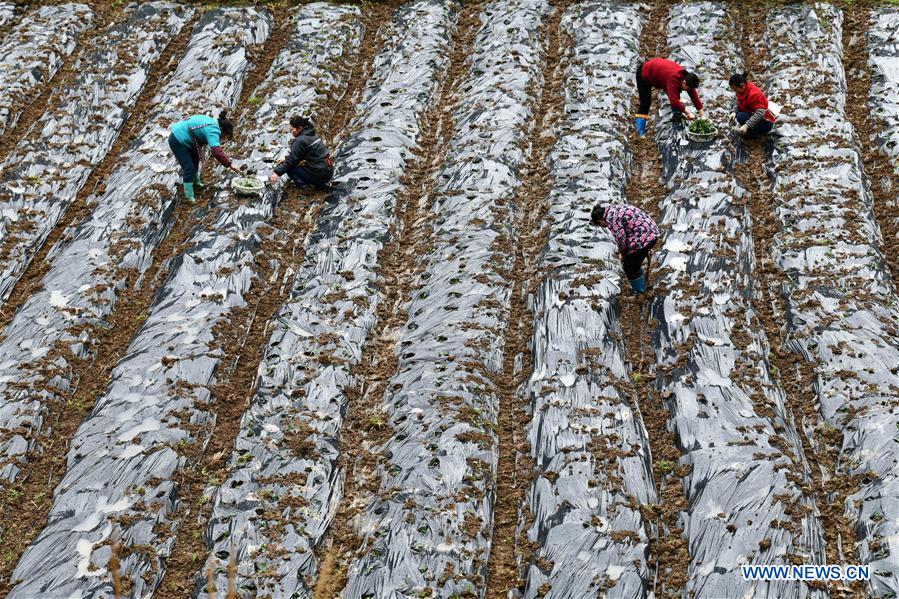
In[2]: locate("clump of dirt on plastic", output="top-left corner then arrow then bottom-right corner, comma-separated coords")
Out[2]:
736,4 -> 872,595
156,5 -> 386,593
0,12 -> 201,594
842,3 -> 899,279
311,6 -> 482,598
733,0 -> 833,542
0,3 -> 131,326
0,3 -> 121,166
485,3 -> 569,596
619,2 -> 691,596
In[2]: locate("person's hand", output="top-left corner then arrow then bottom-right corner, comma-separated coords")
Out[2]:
698,108 -> 705,119
683,109 -> 696,121
269,173 -> 279,184
739,124 -> 748,135
230,164 -> 242,174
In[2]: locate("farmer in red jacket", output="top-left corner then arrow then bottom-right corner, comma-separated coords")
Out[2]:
591,203 -> 660,294
635,58 -> 704,135
729,73 -> 776,138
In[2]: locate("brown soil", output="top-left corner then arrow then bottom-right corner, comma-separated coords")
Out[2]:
154,189 -> 319,598
311,6 -> 481,598
843,4 -> 899,290
154,4 -> 393,593
0,10 -> 202,592
737,4 -> 868,596
0,3 -> 123,166
316,3 -> 401,148
734,0 -> 834,557
620,2 -> 690,597
0,11 -> 199,331
484,3 -> 568,597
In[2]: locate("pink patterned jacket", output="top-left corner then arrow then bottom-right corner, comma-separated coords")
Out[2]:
605,204 -> 660,255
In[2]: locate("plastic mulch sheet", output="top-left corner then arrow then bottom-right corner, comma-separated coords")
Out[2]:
0,2 -> 193,307
869,8 -> 899,192
0,3 -> 15,29
647,4 -> 828,597
518,4 -> 655,598
764,5 -> 899,595
6,8 -> 276,598
0,2 -> 264,496
201,2 -> 454,597
0,3 -> 93,135
340,1 -> 549,596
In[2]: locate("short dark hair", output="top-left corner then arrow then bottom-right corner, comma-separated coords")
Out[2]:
729,72 -> 748,87
218,109 -> 234,139
683,71 -> 700,89
290,115 -> 313,130
591,204 -> 606,225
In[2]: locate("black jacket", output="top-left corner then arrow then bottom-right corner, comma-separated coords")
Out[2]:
273,126 -> 333,180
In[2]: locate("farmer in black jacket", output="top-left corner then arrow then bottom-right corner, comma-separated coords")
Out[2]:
268,115 -> 333,190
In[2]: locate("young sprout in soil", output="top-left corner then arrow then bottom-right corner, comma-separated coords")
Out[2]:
657,460 -> 674,473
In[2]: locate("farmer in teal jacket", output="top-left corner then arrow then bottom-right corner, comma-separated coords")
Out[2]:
168,110 -> 241,202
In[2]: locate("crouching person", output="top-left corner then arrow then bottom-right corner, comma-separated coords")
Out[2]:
269,115 -> 333,190
729,73 -> 776,139
591,203 -> 660,294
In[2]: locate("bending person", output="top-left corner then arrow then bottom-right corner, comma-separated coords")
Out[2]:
635,57 -> 704,136
269,115 -> 333,191
591,203 -> 660,294
169,110 -> 241,203
729,73 -> 776,139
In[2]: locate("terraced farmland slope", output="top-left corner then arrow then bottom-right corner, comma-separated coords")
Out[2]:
0,1 -> 897,598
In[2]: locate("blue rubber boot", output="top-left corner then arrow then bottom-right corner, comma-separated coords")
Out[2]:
629,274 -> 646,293
194,173 -> 202,187
183,181 -> 195,203
635,114 -> 648,136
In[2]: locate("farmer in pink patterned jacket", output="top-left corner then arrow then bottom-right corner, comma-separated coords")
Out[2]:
591,203 -> 660,293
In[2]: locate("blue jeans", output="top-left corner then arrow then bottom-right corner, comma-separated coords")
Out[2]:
168,133 -> 199,183
285,165 -> 329,189
736,112 -> 774,139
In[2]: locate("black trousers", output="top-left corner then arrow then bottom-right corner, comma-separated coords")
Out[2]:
622,239 -> 656,280
636,61 -> 652,115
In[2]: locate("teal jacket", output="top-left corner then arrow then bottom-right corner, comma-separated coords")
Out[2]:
170,114 -> 233,167
170,114 -> 222,148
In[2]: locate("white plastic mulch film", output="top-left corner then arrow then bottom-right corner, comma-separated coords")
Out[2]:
0,3 -> 92,135
341,1 -> 549,596
202,2 -> 456,597
0,0 -> 195,492
519,3 -> 654,598
650,4 -> 827,598
869,8 -> 899,177
0,2 -> 193,306
0,0 -> 266,508
6,8 -> 275,598
765,4 -> 899,595
0,3 -> 16,29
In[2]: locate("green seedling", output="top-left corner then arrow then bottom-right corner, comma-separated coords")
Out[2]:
657,460 -> 674,473
688,118 -> 716,135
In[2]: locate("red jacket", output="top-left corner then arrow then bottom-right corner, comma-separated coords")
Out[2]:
641,58 -> 703,113
736,82 -> 776,122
